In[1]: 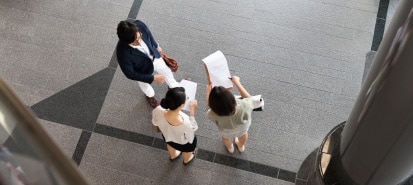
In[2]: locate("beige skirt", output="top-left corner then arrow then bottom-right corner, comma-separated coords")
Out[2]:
219,121 -> 251,139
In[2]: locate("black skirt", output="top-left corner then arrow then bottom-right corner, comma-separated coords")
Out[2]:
162,135 -> 197,152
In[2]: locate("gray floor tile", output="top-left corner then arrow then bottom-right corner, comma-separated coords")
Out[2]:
195,160 -> 295,185
83,133 -> 213,184
0,0 -> 384,183
79,161 -> 155,185
37,119 -> 82,159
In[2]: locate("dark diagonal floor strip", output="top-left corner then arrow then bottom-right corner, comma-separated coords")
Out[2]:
30,67 -> 115,131
371,0 -> 390,51
93,124 -> 297,183
72,131 -> 92,165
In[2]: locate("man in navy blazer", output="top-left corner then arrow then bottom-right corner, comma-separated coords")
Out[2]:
116,20 -> 179,108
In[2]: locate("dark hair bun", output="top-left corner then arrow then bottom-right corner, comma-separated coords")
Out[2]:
161,87 -> 186,110
160,98 -> 169,109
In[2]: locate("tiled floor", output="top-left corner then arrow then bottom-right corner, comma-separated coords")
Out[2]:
0,0 -> 395,184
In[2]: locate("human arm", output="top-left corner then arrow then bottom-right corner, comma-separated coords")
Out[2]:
116,44 -> 154,83
189,100 -> 197,117
231,76 -> 250,98
151,107 -> 159,126
206,110 -> 221,129
157,46 -> 162,54
153,75 -> 165,83
188,100 -> 198,131
205,83 -> 212,106
188,117 -> 198,131
182,115 -> 198,143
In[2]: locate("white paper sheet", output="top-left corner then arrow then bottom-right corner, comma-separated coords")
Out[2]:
202,50 -> 233,88
179,79 -> 197,111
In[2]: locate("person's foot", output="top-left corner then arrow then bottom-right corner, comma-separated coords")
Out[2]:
183,149 -> 197,165
183,153 -> 195,165
169,151 -> 182,162
235,137 -> 245,153
147,96 -> 159,108
226,144 -> 234,154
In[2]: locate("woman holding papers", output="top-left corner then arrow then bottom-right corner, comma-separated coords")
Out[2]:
152,87 -> 198,165
206,76 -> 254,153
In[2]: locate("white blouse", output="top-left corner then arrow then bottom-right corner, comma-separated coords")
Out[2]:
152,106 -> 198,144
129,39 -> 154,60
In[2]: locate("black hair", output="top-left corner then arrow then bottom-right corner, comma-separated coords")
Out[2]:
117,21 -> 139,44
208,86 -> 236,116
160,87 -> 186,110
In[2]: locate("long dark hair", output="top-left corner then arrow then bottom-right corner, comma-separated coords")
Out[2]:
208,86 -> 236,116
160,87 -> 186,110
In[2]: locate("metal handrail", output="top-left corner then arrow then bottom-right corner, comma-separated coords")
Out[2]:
0,77 -> 89,185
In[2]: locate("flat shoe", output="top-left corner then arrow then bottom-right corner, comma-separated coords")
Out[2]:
235,137 -> 245,153
226,144 -> 234,154
147,96 -> 159,108
169,151 -> 182,162
183,149 -> 197,165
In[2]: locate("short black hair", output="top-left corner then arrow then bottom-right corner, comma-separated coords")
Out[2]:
117,21 -> 139,44
160,87 -> 186,110
208,86 -> 236,116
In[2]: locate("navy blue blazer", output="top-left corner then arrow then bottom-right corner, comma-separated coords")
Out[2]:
116,20 -> 161,84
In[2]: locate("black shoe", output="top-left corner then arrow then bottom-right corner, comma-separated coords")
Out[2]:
183,148 -> 197,165
183,154 -> 195,165
169,151 -> 182,162
147,96 -> 159,108
253,107 -> 263,111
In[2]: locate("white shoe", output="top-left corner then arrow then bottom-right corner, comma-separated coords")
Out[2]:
226,144 -> 234,153
235,137 -> 245,153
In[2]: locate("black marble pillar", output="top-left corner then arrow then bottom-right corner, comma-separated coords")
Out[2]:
299,1 -> 413,184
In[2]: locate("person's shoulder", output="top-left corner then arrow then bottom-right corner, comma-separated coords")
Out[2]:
179,111 -> 190,118
116,42 -> 131,56
236,97 -> 252,103
238,97 -> 254,108
133,19 -> 148,29
116,41 -> 129,51
133,19 -> 144,24
153,106 -> 165,114
242,97 -> 253,102
206,109 -> 217,118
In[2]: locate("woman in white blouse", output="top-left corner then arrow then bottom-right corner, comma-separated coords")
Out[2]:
152,87 -> 198,165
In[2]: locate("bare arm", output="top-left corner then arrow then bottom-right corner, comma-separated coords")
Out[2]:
189,100 -> 197,117
157,46 -> 162,54
231,76 -> 250,98
153,74 -> 165,83
205,83 -> 212,106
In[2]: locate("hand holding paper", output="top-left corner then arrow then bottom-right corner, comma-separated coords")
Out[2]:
202,50 -> 233,89
179,79 -> 197,111
188,100 -> 197,116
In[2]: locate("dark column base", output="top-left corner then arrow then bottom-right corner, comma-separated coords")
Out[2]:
297,122 -> 413,185
297,122 -> 348,185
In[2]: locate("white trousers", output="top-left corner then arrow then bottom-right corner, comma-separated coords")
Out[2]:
138,57 -> 179,97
